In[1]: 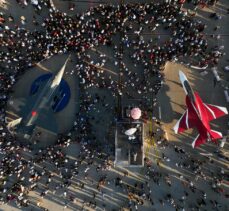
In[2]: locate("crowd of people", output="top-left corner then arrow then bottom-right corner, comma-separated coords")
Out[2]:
0,0 -> 228,210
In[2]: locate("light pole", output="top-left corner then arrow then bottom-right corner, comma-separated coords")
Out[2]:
117,0 -> 124,119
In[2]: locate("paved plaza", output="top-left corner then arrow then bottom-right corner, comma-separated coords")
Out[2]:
0,0 -> 229,211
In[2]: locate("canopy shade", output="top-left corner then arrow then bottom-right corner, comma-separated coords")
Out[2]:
130,107 -> 142,120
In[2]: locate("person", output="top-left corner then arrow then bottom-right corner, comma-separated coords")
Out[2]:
69,3 -> 75,11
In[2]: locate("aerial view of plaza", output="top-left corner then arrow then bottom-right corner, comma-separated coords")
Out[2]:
0,0 -> 229,210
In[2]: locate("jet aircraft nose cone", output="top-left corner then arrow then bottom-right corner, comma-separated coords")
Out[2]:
179,70 -> 187,83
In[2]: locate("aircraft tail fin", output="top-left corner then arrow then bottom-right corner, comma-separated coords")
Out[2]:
192,134 -> 206,148
209,129 -> 222,140
7,117 -> 22,129
192,130 -> 223,148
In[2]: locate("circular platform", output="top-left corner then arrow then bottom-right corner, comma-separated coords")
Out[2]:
30,73 -> 71,112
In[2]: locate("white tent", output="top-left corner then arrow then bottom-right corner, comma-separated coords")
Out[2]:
124,128 -> 137,136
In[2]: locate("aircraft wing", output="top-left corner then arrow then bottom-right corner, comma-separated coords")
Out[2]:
203,103 -> 228,121
173,109 -> 196,134
7,117 -> 22,129
34,108 -> 58,134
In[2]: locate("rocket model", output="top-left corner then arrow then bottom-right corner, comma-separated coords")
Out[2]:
7,56 -> 70,137
174,71 -> 228,148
